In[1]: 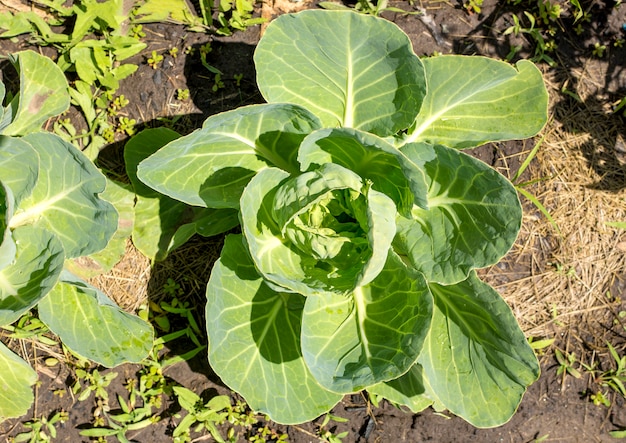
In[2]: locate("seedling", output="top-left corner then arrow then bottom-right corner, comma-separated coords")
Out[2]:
11,410 -> 69,443
317,414 -> 349,443
147,50 -> 164,69
464,0 -> 484,14
555,349 -> 582,379
176,88 -> 190,101
592,42 -> 607,57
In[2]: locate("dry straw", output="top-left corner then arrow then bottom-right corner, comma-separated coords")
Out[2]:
482,60 -> 626,346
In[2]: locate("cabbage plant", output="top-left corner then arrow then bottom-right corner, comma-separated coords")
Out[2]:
0,51 -> 153,421
137,10 -> 549,427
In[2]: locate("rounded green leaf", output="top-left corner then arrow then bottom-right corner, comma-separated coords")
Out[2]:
241,165 -> 396,296
0,182 -> 16,270
0,341 -> 37,420
38,272 -> 154,367
418,272 -> 540,428
298,128 -> 424,212
367,364 -> 433,414
8,133 -> 117,258
405,56 -> 548,149
255,10 -> 426,136
2,50 -> 70,136
66,179 -> 135,278
0,225 -> 64,326
301,251 -> 432,393
206,234 -> 342,424
0,135 -> 39,206
126,128 -> 239,261
137,104 -> 322,208
394,143 -> 522,284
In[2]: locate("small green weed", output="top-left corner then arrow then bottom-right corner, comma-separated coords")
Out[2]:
147,50 -> 164,69
317,414 -> 349,443
555,348 -> 582,379
10,410 -> 69,443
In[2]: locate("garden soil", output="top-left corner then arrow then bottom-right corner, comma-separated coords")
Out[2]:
1,0 -> 626,441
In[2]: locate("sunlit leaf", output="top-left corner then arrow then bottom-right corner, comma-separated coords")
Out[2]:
0,341 -> 37,420
39,272 -> 154,367
206,235 -> 342,424
255,10 -> 426,136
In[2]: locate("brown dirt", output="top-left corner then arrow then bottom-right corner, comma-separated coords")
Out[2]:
1,0 -> 626,441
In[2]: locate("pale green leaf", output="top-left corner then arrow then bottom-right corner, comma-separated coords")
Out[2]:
0,80 -> 5,130
418,272 -> 540,428
133,0 -> 200,25
206,234 -> 342,424
301,251 -> 432,393
9,133 -> 118,259
368,364 -> 433,413
394,143 -> 522,284
0,135 -> 39,206
137,104 -> 321,208
38,272 -> 154,367
2,51 -> 70,136
0,225 -> 64,326
126,128 -> 238,261
255,10 -> 426,136
607,221 -> 626,229
405,56 -> 548,149
297,128 -> 424,212
65,179 -> 134,278
0,340 -> 37,420
0,182 -> 16,270
242,165 -> 396,296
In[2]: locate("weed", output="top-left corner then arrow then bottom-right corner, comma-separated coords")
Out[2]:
317,414 -> 349,443
11,410 -> 69,443
592,42 -> 607,57
177,88 -> 190,101
117,117 -> 137,136
73,368 -> 118,403
147,50 -> 164,69
555,349 -> 582,378
1,312 -> 58,347
212,73 -> 225,92
464,0 -> 484,14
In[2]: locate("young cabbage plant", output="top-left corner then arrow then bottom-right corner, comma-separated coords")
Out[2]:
136,10 -> 549,427
0,51 -> 153,421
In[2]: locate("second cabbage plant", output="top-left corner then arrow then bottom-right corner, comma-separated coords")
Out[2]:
136,10 -> 549,428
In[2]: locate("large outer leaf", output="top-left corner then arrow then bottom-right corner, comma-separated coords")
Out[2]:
404,56 -> 548,149
0,341 -> 37,420
126,128 -> 238,261
0,182 -> 16,270
8,133 -> 117,258
301,251 -> 432,394
0,225 -> 64,326
137,104 -> 321,208
367,364 -> 433,413
66,179 -> 135,278
298,128 -> 426,212
38,272 -> 154,367
255,10 -> 426,136
242,166 -> 396,296
0,136 -> 39,206
206,234 -> 342,424
394,143 -> 522,284
2,50 -> 70,136
418,272 -> 539,428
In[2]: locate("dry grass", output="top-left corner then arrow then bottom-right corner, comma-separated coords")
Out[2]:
482,60 -> 626,348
